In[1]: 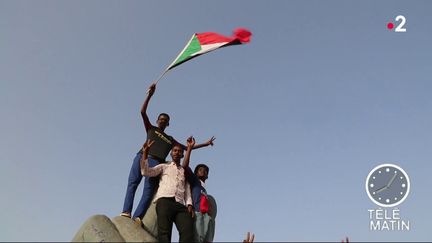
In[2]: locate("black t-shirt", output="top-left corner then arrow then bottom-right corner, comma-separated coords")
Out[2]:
146,126 -> 174,161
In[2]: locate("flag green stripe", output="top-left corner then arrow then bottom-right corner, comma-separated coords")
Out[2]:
173,35 -> 202,66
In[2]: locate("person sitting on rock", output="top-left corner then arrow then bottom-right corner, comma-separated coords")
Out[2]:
121,82 -> 215,224
182,137 -> 215,242
140,139 -> 194,242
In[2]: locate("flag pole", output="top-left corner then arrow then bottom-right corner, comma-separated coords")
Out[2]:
146,69 -> 168,94
154,34 -> 195,85
154,69 -> 169,85
148,34 -> 195,88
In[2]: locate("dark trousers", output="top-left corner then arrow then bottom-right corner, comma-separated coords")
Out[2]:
156,197 -> 194,242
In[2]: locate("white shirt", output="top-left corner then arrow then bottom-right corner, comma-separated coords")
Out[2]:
141,159 -> 192,206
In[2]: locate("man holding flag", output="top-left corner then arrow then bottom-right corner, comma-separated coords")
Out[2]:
121,83 -> 215,224
122,27 -> 251,227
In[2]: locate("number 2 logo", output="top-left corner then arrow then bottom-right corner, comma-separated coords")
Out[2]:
395,15 -> 407,32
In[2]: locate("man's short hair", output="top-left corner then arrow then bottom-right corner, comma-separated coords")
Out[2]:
172,143 -> 184,151
194,164 -> 209,175
158,113 -> 170,120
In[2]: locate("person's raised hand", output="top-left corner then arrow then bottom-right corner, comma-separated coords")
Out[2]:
187,136 -> 196,149
142,139 -> 155,152
147,83 -> 156,96
243,232 -> 255,243
206,136 -> 216,146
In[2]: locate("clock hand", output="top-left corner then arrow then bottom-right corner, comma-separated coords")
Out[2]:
386,172 -> 397,188
374,185 -> 388,194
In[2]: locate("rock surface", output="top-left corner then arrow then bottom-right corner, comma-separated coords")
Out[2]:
72,195 -> 216,242
72,215 -> 125,242
72,214 -> 156,242
207,195 -> 217,219
141,198 -> 158,238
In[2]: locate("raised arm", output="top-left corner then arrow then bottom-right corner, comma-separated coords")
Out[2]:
193,136 -> 215,150
140,83 -> 156,132
140,140 -> 164,177
182,136 -> 195,169
243,232 -> 255,243
174,136 -> 216,151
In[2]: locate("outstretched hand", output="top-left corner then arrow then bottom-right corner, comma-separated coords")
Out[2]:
243,232 -> 255,243
206,136 -> 216,146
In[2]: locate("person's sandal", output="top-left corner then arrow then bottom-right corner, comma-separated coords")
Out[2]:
134,217 -> 143,227
120,212 -> 131,218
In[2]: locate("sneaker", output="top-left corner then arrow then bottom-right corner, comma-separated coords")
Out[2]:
134,217 -> 143,227
120,212 -> 131,218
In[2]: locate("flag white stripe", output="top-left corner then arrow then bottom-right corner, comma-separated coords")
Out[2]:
166,34 -> 196,71
192,42 -> 229,56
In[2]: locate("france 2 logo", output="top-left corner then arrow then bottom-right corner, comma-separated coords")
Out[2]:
387,15 -> 407,32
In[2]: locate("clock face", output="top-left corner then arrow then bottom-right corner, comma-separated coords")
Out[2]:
366,164 -> 410,207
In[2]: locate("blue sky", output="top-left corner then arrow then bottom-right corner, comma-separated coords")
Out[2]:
1,0 -> 431,241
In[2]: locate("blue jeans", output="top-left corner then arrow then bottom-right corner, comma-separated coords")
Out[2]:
122,153 -> 160,218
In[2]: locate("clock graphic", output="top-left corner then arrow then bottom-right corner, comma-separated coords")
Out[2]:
365,163 -> 410,207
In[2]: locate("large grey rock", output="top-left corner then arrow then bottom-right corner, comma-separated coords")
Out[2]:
142,201 -> 158,238
208,194 -> 217,219
73,195 -> 216,242
72,214 -> 124,242
72,214 -> 156,242
112,216 -> 157,242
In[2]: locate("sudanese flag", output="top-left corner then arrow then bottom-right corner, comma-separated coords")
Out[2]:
166,28 -> 252,71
